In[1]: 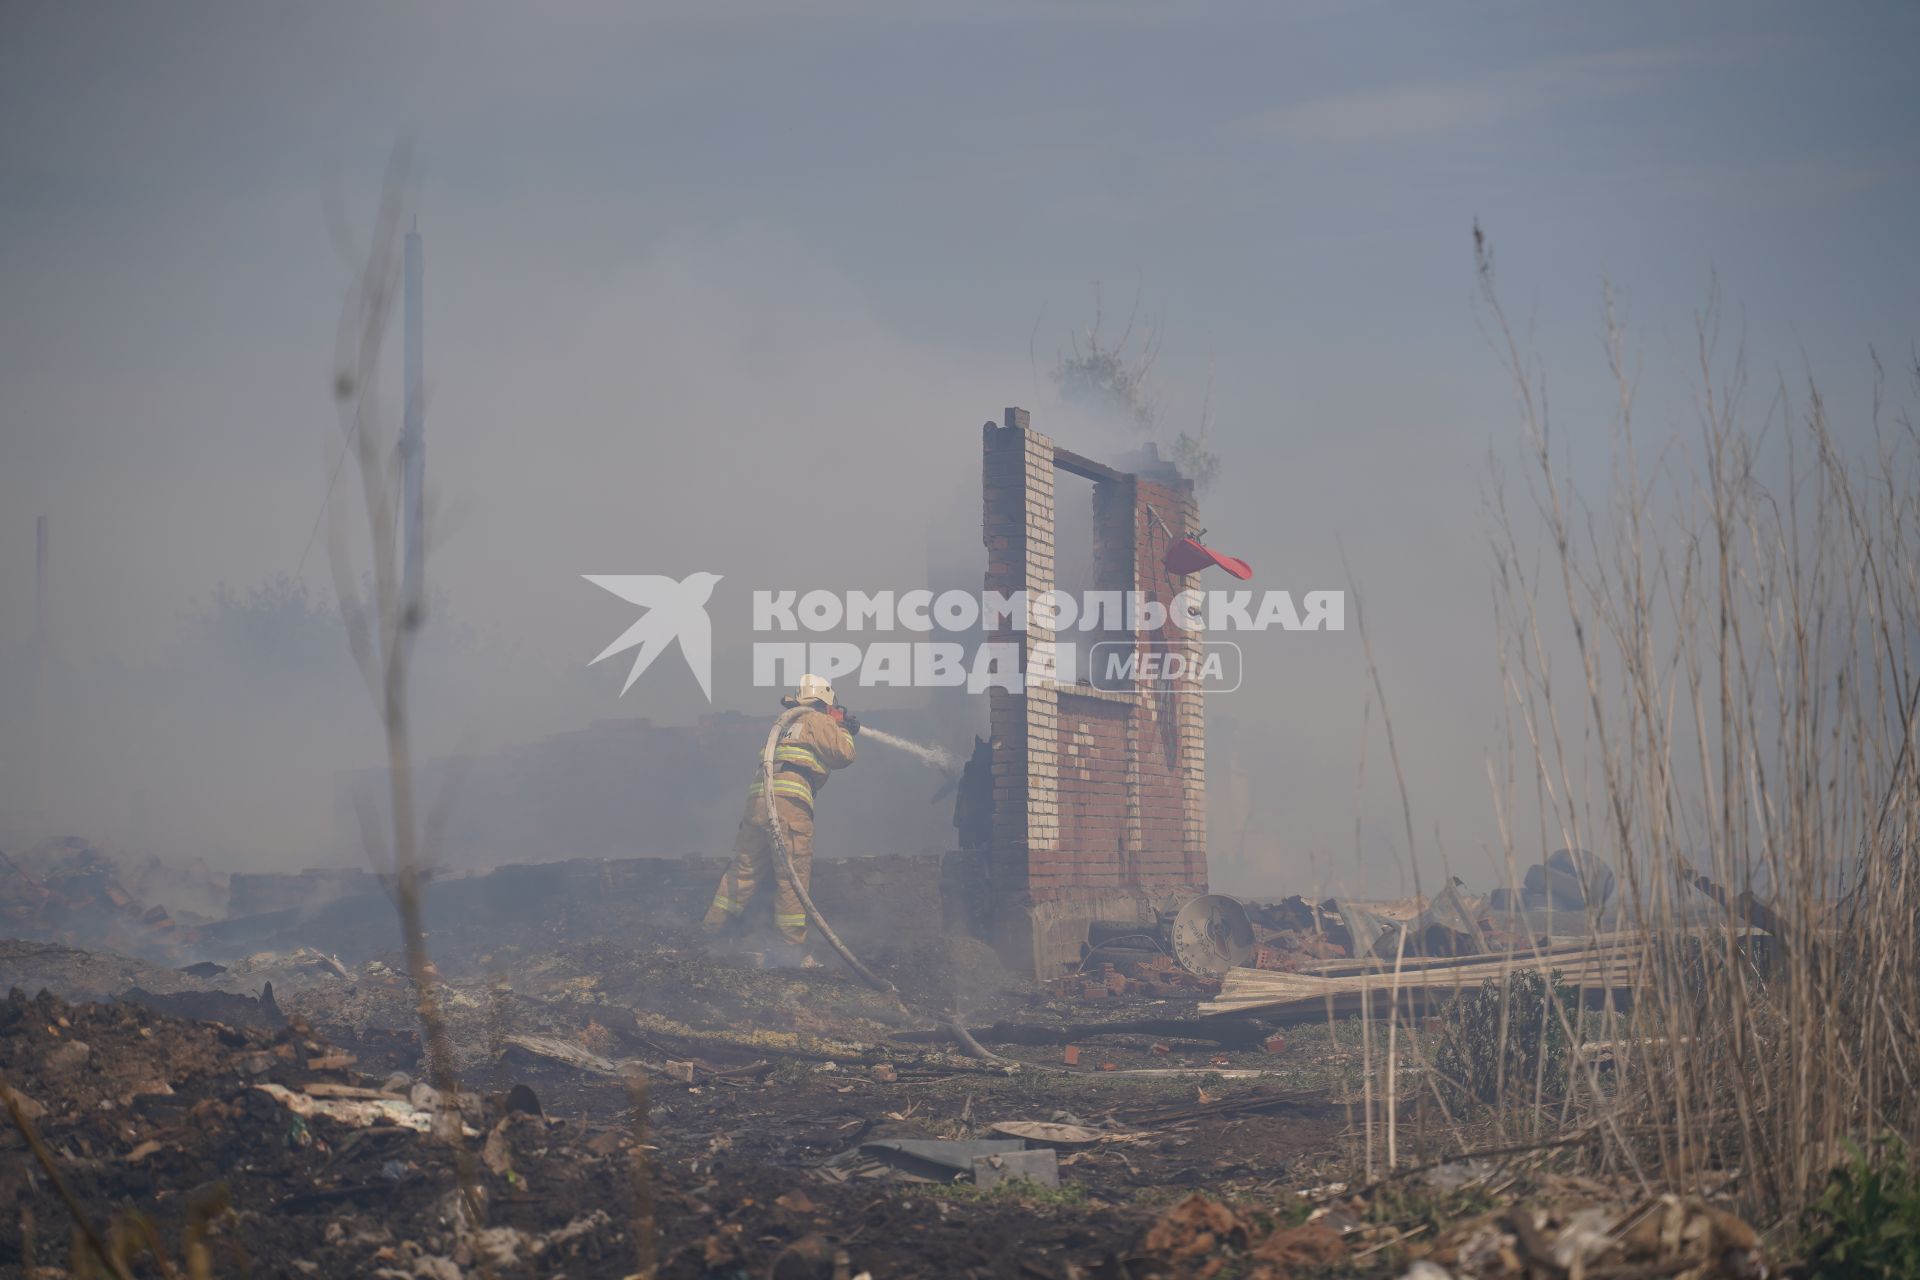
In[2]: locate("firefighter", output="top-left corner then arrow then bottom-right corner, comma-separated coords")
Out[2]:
701,674 -> 858,963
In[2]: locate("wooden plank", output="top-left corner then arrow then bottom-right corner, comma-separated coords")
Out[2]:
1201,943 -> 1647,1018
1209,953 -> 1635,997
1053,446 -> 1127,485
1299,933 -> 1641,977
1217,950 -> 1635,994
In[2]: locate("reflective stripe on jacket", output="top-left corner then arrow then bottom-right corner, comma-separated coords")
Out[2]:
745,707 -> 857,813
748,772 -> 822,809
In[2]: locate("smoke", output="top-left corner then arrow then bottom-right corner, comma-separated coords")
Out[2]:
2,0 -> 1911,906
0,206 -> 1099,875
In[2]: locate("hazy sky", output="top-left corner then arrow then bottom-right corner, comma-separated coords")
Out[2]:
2,2 -> 1915,885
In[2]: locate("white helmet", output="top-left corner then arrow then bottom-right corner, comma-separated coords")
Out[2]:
787,673 -> 835,708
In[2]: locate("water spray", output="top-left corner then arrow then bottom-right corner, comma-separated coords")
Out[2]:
858,726 -> 958,773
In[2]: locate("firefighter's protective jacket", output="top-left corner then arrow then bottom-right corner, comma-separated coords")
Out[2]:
745,706 -> 857,811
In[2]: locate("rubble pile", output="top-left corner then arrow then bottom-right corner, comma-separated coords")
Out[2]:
0,963 -> 1357,1277
0,892 -> 1376,1280
1410,1192 -> 1767,1279
0,840 -> 196,963
1109,1178 -> 1769,1280
1247,930 -> 1348,972
0,987 -> 640,1278
1051,956 -> 1223,1005
0,851 -> 1805,1278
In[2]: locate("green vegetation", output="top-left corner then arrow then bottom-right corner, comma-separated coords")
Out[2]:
1801,1140 -> 1920,1279
1366,1178 -> 1499,1235
923,1176 -> 1089,1208
1431,969 -> 1576,1106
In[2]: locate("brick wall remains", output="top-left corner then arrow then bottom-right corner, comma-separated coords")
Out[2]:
1048,693 -> 1131,891
1132,476 -> 1209,889
980,408 -> 1207,940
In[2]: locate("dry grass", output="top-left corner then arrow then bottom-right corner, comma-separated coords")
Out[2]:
1344,232 -> 1918,1234
324,152 -> 660,1276
322,150 -> 496,1251
1484,245 -> 1918,1223
325,147 -> 466,1140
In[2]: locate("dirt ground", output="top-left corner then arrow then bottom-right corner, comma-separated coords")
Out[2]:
0,924 -> 1383,1279
2,926 -> 1774,1279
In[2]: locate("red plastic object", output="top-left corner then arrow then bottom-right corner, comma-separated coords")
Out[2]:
1163,536 -> 1252,580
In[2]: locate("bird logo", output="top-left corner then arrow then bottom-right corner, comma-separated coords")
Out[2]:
583,572 -> 723,700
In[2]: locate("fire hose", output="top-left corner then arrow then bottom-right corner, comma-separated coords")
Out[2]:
760,707 -> 1006,1063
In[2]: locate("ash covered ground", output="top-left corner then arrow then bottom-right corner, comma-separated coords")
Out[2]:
1,843 -> 1775,1279
1,844 -> 1363,1278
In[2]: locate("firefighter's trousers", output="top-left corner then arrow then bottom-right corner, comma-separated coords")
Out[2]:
702,794 -> 813,945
